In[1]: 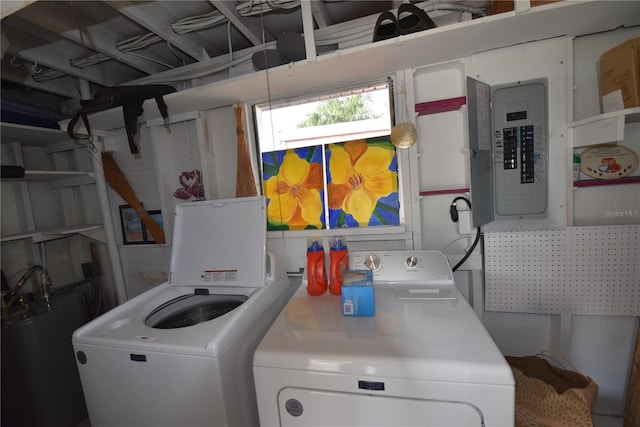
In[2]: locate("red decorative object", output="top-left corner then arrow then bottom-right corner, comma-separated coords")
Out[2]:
415,96 -> 467,116
173,170 -> 204,201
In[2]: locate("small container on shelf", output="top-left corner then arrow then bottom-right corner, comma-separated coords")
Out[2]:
573,152 -> 581,181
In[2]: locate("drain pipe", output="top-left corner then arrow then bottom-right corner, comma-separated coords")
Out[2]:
79,79 -> 128,304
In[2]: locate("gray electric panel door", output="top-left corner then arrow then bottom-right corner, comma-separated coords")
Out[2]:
467,77 -> 494,227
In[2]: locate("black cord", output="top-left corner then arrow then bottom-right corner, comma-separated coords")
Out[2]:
449,196 -> 479,272
452,226 -> 481,272
449,196 -> 471,223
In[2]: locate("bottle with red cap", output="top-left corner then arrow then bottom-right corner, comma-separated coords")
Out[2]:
306,238 -> 327,296
329,236 -> 348,295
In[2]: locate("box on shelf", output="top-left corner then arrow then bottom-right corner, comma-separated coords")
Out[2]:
341,269 -> 374,317
599,37 -> 640,113
490,0 -> 560,15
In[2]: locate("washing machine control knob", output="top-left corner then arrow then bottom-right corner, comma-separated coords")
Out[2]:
364,254 -> 381,271
406,256 -> 418,268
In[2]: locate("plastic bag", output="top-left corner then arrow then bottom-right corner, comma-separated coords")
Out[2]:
506,352 -> 598,427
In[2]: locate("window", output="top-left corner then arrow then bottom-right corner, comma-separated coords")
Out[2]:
254,82 -> 401,231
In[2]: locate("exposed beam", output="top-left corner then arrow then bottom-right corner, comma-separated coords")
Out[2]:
1,65 -> 80,99
5,24 -> 132,87
129,43 -> 266,86
209,0 -> 273,46
310,0 -> 331,28
300,1 -> 316,60
104,0 -> 207,61
0,0 -> 35,19
14,1 -> 165,75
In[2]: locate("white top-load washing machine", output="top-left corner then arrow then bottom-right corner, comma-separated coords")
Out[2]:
73,196 -> 292,427
254,250 -> 515,427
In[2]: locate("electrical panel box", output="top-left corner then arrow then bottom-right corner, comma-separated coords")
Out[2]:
467,78 -> 549,226
492,79 -> 548,218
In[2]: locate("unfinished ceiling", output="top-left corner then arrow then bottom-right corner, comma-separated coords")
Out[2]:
0,0 -> 491,129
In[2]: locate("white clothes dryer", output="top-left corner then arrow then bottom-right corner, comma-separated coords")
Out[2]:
254,250 -> 515,427
73,197 -> 292,427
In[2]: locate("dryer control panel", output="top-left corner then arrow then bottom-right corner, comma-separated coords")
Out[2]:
348,251 -> 454,285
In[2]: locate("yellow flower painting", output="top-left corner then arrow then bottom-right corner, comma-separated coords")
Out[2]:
326,137 -> 399,227
262,147 -> 325,230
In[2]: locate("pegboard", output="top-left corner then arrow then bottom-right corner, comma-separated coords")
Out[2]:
485,225 -> 640,316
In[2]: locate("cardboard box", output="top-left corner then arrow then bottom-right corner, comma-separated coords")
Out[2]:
599,37 -> 640,113
491,1 -> 561,15
341,270 -> 374,317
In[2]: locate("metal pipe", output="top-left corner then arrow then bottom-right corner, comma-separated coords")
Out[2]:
8,265 -> 52,308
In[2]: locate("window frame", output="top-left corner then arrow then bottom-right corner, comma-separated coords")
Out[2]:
249,74 -> 417,242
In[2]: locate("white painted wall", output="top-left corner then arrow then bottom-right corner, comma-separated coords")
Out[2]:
96,26 -> 639,421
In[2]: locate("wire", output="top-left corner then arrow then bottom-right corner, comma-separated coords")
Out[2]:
449,195 -> 471,222
167,42 -> 186,66
258,4 -> 286,237
140,46 -> 264,84
452,226 -> 480,272
448,195 -> 480,272
124,52 -> 175,69
10,55 -> 21,67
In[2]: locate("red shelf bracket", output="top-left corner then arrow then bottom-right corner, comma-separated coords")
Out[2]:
415,96 -> 467,116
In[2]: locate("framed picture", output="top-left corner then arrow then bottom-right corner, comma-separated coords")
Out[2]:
119,204 -> 145,244
143,210 -> 164,243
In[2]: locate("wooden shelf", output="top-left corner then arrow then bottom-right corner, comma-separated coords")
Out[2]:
1,122 -> 70,146
573,176 -> 640,188
570,107 -> 640,127
1,169 -> 95,185
415,97 -> 466,116
570,107 -> 640,148
61,1 -> 640,133
1,225 -> 104,244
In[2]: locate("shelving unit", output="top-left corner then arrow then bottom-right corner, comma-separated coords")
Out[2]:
573,176 -> 640,188
1,123 -> 101,234
569,107 -> 640,147
0,122 -> 115,299
569,108 -> 640,189
568,28 -> 640,230
1,225 -> 104,244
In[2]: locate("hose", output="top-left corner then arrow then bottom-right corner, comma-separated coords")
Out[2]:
8,265 -> 52,301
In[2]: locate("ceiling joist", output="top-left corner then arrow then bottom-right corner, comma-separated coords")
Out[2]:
104,0 -> 209,62
209,0 -> 273,46
14,1 -> 164,75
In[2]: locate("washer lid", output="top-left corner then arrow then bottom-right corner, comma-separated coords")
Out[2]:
170,196 -> 266,288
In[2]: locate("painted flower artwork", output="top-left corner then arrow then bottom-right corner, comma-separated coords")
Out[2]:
262,147 -> 325,230
326,137 -> 399,228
